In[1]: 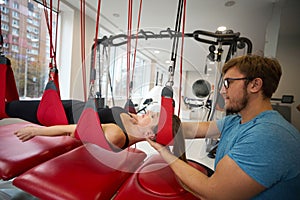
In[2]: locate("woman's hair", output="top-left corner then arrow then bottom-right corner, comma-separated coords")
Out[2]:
152,114 -> 187,162
222,54 -> 282,98
172,115 -> 187,162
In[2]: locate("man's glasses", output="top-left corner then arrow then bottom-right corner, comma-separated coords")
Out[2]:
223,77 -> 248,89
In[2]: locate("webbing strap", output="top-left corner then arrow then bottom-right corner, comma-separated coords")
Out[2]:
126,0 -> 133,100
131,0 -> 143,87
37,81 -> 68,126
89,0 -> 102,100
74,100 -> 112,151
42,0 -> 61,97
91,0 -> 102,75
80,0 -> 87,101
156,86 -> 174,146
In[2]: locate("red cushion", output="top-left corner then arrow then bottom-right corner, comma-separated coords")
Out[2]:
0,122 -> 81,180
13,144 -> 146,200
113,154 -> 212,200
138,162 -> 186,196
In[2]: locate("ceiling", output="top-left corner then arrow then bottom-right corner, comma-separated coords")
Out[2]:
60,0 -> 300,74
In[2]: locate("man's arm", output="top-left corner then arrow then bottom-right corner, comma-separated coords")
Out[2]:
181,121 -> 220,139
147,139 -> 266,199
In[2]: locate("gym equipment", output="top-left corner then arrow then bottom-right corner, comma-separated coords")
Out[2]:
192,79 -> 211,98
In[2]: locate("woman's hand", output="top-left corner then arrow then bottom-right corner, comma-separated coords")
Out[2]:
14,126 -> 40,142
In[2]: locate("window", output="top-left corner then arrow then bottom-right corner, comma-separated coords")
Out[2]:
12,45 -> 19,52
33,19 -> 39,26
94,45 -> 151,107
12,28 -> 19,36
1,23 -> 9,31
13,2 -> 19,9
12,11 -> 20,19
12,37 -> 18,44
12,19 -> 19,28
1,0 -> 56,99
1,6 -> 9,14
3,43 -> 9,48
1,14 -> 9,22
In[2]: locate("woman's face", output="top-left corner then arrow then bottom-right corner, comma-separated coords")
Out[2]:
131,111 -> 160,129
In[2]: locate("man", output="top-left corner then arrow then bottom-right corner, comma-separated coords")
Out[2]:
148,54 -> 300,199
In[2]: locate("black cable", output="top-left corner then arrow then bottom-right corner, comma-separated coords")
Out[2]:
170,0 -> 183,63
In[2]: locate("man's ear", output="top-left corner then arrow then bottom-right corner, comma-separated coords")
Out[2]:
249,78 -> 263,92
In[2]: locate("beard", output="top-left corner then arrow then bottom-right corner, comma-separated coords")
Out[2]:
225,88 -> 249,114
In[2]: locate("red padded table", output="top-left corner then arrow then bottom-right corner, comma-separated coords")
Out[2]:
0,122 -> 82,180
13,144 -> 147,200
113,154 -> 214,200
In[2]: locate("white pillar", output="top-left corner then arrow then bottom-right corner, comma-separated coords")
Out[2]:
264,2 -> 282,57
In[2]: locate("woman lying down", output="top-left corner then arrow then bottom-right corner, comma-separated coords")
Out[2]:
7,99 -> 184,155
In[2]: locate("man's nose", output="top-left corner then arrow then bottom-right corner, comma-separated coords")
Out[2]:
220,84 -> 226,94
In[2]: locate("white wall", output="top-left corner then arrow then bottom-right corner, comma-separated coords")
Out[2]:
67,10 -> 95,101
275,35 -> 300,130
57,2 -> 74,99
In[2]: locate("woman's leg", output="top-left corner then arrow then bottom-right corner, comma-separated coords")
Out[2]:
5,100 -> 40,124
6,100 -> 86,125
61,100 -> 85,124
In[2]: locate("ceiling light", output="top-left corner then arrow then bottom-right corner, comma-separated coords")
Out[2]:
224,1 -> 236,7
113,13 -> 120,18
217,26 -> 227,32
154,50 -> 160,54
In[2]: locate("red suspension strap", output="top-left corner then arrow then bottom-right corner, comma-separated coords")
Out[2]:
89,0 -> 102,99
54,0 -> 60,64
156,0 -> 186,146
131,0 -> 143,90
42,0 -> 60,96
126,0 -> 133,101
124,0 -> 143,113
80,0 -> 87,101
37,0 -> 68,126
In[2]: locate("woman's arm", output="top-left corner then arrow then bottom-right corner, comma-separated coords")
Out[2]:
14,125 -> 77,142
181,121 -> 220,139
15,123 -> 129,150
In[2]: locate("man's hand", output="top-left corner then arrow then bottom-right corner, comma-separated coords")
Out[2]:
147,138 -> 178,164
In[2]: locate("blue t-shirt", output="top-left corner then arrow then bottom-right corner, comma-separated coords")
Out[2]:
216,110 -> 300,199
